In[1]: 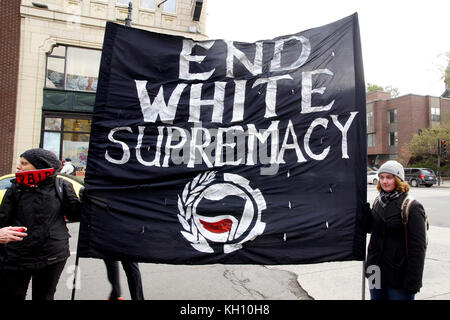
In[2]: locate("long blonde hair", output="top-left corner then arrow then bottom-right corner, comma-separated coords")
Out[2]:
376,176 -> 410,193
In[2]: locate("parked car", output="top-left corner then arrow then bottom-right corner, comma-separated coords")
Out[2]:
367,171 -> 378,184
0,173 -> 83,205
404,168 -> 437,187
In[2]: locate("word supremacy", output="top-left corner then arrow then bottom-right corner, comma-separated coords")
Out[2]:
105,37 -> 358,173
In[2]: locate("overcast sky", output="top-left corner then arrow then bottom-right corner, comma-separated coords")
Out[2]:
205,0 -> 449,97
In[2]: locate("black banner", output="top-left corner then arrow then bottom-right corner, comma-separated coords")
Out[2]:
78,13 -> 367,264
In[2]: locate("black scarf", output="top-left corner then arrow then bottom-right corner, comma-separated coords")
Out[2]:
378,190 -> 402,208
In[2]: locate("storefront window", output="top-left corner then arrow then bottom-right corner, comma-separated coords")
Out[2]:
46,57 -> 65,89
43,132 -> 61,156
63,119 -> 91,132
44,118 -> 62,131
41,114 -> 91,177
163,0 -> 176,13
141,0 -> 155,10
65,47 -> 100,91
63,133 -> 90,171
45,45 -> 101,92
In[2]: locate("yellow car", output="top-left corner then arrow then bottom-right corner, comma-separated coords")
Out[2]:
0,173 -> 84,205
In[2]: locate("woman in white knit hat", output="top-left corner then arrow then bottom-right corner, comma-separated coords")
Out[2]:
365,160 -> 427,300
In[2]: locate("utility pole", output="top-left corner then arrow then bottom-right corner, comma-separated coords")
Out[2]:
438,139 -> 441,186
125,2 -> 132,27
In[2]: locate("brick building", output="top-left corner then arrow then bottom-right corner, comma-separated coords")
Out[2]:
367,91 -> 450,167
0,0 -> 21,175
0,0 -> 208,175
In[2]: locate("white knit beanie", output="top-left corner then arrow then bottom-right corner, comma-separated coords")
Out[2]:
378,160 -> 405,181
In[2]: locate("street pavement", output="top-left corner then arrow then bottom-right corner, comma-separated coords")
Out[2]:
37,184 -> 450,300
269,225 -> 450,300
277,183 -> 450,300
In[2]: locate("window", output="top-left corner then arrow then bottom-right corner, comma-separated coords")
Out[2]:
366,111 -> 373,128
141,0 -> 155,9
389,132 -> 398,146
421,169 -> 434,175
117,0 -> 130,5
431,107 -> 440,122
367,133 -> 375,147
46,45 -> 101,92
163,0 -> 176,13
388,109 -> 397,124
42,115 -> 91,173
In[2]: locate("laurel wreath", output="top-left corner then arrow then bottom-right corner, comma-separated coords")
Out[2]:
177,171 -> 217,253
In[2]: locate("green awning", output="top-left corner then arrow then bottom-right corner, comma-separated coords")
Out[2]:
43,89 -> 95,113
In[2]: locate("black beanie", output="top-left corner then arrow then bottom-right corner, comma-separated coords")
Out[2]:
20,148 -> 62,170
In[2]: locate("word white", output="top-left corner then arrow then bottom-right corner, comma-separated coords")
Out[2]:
136,69 -> 334,125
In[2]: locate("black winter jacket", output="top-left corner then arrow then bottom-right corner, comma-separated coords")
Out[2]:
365,193 -> 427,294
0,176 -> 81,270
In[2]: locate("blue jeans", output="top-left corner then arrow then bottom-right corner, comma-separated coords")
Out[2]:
370,288 -> 415,300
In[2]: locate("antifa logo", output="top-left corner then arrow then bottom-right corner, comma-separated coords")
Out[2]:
177,171 -> 266,253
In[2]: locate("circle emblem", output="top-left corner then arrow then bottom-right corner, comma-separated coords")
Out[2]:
177,171 -> 266,253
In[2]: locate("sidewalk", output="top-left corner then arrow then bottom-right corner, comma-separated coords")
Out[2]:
55,223 -> 312,300
53,224 -> 449,300
436,177 -> 450,188
269,225 -> 450,300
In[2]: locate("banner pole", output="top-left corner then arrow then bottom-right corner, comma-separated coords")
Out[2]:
71,252 -> 80,300
361,261 -> 366,300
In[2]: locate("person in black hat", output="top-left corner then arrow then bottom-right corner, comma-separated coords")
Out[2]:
0,148 -> 82,300
19,148 -> 62,171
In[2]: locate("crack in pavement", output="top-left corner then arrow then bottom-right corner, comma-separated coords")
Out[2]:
223,268 -> 268,299
222,265 -> 313,300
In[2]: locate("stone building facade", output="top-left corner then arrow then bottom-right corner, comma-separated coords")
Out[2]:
1,0 -> 208,175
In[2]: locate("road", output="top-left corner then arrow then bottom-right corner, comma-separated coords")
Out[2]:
40,185 -> 450,300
